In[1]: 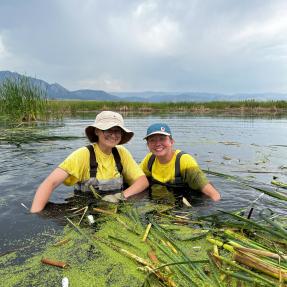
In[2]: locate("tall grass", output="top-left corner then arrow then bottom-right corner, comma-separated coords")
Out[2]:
0,75 -> 48,123
48,99 -> 287,116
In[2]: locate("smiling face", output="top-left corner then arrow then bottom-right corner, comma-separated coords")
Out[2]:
146,134 -> 175,163
96,127 -> 123,153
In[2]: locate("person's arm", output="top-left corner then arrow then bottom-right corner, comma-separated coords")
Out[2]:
122,175 -> 149,198
180,154 -> 220,202
119,147 -> 149,198
30,168 -> 69,213
201,183 -> 221,201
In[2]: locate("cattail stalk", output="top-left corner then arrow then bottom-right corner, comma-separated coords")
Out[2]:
235,246 -> 287,261
213,253 -> 275,286
41,258 -> 68,268
78,206 -> 88,225
53,238 -> 70,247
234,250 -> 287,281
93,207 -> 116,215
95,235 -> 177,287
142,223 -> 152,242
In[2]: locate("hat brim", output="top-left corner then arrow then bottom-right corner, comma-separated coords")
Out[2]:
143,131 -> 171,140
85,124 -> 134,145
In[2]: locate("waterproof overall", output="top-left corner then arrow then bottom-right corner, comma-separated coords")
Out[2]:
74,145 -> 124,196
147,151 -> 187,188
147,151 -> 193,205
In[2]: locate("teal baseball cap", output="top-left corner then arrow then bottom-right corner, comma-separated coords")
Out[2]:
144,123 -> 172,139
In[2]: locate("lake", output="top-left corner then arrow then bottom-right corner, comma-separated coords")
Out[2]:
0,114 -> 287,254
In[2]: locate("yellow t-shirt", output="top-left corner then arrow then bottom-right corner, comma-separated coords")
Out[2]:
140,150 -> 208,190
59,143 -> 144,186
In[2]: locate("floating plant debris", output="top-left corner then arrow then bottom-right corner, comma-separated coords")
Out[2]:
1,201 -> 286,287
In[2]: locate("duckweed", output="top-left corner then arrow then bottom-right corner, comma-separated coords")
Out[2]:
1,202 -> 286,286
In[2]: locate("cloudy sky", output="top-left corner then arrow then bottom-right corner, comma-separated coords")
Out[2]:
0,0 -> 287,93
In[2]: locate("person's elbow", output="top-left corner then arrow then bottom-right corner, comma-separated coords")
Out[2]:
202,183 -> 221,202
211,192 -> 221,201
30,168 -> 68,213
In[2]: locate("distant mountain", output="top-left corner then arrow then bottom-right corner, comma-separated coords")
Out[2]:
0,71 -> 69,98
111,91 -> 173,99
111,91 -> 287,102
1,71 -> 287,102
0,71 -> 117,101
70,89 -> 119,101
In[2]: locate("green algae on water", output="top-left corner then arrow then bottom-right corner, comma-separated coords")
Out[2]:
1,202 -> 286,287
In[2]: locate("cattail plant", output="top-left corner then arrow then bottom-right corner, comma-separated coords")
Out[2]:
0,75 -> 48,123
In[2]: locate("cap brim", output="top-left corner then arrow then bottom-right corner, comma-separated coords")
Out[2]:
143,131 -> 171,140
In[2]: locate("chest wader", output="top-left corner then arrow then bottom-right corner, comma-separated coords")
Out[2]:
74,145 -> 124,198
147,151 -> 191,205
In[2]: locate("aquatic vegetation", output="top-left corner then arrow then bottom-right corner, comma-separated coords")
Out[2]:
0,75 -> 48,123
47,99 -> 287,116
271,180 -> 287,189
204,169 -> 287,202
0,124 -> 81,146
0,201 -> 286,287
0,198 -> 8,207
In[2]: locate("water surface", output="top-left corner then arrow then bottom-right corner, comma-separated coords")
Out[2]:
1,114 -> 287,253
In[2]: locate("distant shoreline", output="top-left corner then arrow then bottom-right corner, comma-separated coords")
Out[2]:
49,99 -> 287,116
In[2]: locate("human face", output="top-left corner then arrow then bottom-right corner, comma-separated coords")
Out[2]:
96,127 -> 122,152
147,134 -> 174,161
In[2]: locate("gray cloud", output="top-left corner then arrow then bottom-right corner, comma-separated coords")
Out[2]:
0,0 -> 287,93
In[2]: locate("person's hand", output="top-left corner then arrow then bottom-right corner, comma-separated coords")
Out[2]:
101,192 -> 126,203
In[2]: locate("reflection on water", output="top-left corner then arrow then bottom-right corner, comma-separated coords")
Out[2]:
0,114 -> 287,252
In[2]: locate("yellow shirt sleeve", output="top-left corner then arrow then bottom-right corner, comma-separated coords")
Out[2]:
58,146 -> 90,186
180,153 -> 209,190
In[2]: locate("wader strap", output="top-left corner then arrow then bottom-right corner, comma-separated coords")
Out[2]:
86,145 -> 123,178
112,147 -> 123,174
147,151 -> 186,186
174,151 -> 185,184
147,154 -> 156,172
86,145 -> 97,177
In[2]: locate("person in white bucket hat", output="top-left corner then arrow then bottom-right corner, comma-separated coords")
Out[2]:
31,111 -> 149,213
85,111 -> 133,145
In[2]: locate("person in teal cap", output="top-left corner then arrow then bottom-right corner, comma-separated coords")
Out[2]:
140,123 -> 220,202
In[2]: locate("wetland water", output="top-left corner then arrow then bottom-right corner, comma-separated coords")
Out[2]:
0,114 -> 287,253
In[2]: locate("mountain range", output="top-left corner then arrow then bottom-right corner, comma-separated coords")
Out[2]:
1,71 -> 286,102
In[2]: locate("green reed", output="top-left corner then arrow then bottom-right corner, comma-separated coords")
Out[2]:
47,99 -> 287,116
0,75 -> 48,123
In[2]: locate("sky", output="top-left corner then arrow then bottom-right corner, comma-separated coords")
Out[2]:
0,0 -> 287,94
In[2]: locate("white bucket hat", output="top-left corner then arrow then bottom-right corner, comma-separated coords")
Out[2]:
85,111 -> 134,144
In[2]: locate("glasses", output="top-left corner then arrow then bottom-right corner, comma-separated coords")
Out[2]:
103,127 -> 123,136
147,135 -> 170,145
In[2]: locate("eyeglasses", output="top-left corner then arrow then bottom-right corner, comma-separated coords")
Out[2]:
103,127 -> 123,136
147,135 -> 170,145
